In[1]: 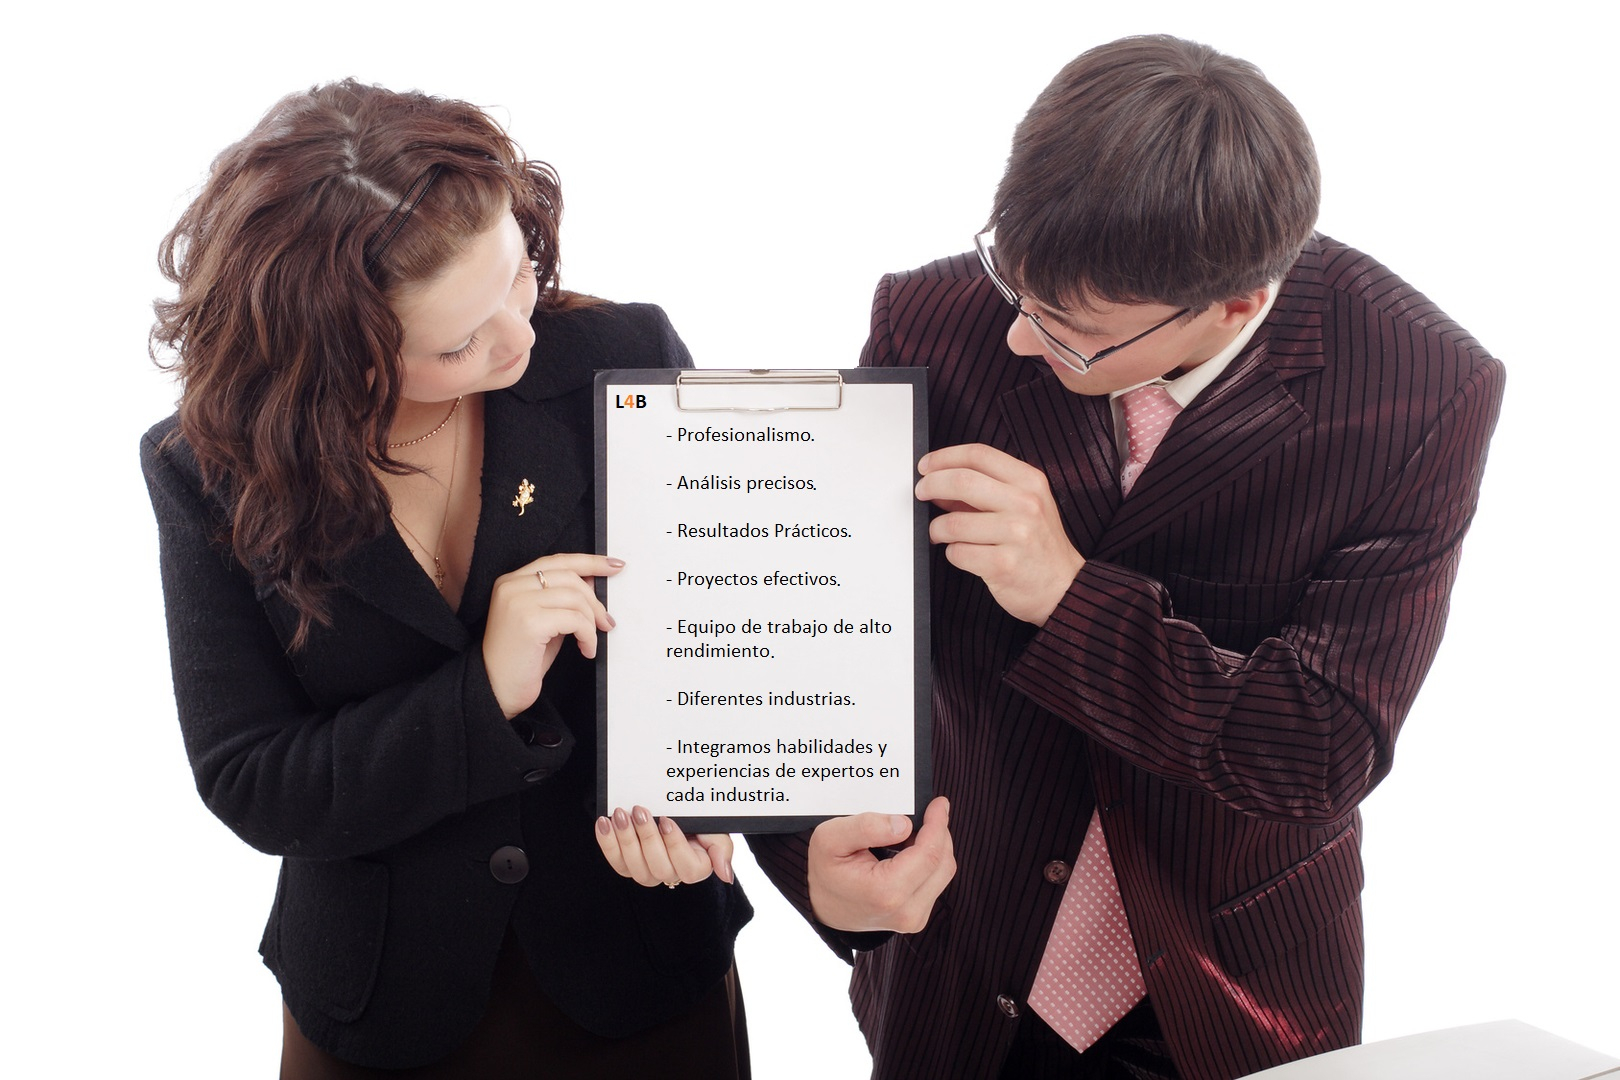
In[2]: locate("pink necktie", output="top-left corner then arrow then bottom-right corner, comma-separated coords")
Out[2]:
1118,384 -> 1181,496
1027,811 -> 1146,1052
1027,385 -> 1183,1052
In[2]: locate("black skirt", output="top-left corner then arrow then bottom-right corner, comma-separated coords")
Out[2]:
281,929 -> 749,1080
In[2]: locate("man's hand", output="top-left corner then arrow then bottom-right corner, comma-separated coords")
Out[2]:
915,443 -> 1085,625
808,796 -> 955,933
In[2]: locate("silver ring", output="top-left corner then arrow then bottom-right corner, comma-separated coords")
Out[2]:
535,569 -> 547,589
663,882 -> 678,889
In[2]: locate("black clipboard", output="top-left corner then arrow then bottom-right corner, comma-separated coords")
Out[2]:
593,367 -> 930,833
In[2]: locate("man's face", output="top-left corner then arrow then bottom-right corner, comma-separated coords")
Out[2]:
1005,292 -> 1221,396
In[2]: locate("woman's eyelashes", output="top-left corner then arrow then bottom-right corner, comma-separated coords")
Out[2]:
439,334 -> 481,364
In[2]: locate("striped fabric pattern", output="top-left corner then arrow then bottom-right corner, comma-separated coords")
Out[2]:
748,235 -> 1504,1080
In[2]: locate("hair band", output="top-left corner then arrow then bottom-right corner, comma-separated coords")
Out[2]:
363,164 -> 443,272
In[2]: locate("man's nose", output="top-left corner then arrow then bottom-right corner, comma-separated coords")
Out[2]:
1005,311 -> 1044,357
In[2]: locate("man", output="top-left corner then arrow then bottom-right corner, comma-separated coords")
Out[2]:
751,34 -> 1503,1080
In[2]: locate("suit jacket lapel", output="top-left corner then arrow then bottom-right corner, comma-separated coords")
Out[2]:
463,390 -> 588,624
328,316 -> 597,644
1094,243 -> 1330,559
330,530 -> 471,651
458,321 -> 597,628
1093,347 -> 1308,558
990,238 -> 1332,562
992,332 -> 1318,566
999,373 -> 1122,557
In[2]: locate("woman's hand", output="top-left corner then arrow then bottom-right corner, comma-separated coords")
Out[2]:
482,553 -> 622,720
595,806 -> 735,887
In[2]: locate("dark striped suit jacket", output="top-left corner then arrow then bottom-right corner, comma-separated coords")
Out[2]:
750,235 -> 1504,1080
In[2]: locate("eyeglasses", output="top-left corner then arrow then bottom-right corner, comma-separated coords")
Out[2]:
974,229 -> 1189,375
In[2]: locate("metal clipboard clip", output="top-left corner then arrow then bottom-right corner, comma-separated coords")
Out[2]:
674,369 -> 844,412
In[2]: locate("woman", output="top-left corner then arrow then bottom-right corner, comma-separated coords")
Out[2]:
142,80 -> 751,1077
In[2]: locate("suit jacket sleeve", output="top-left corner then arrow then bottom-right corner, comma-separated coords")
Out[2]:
1015,369 -> 1500,822
142,434 -> 552,861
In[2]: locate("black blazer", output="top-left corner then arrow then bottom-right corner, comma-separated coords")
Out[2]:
752,237 -> 1504,1080
142,302 -> 751,1069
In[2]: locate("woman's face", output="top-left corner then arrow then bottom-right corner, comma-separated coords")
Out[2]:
390,211 -> 539,404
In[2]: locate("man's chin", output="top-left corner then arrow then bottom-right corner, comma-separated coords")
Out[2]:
1051,366 -> 1114,396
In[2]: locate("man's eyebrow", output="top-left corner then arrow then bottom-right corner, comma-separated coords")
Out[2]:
1030,300 -> 1107,337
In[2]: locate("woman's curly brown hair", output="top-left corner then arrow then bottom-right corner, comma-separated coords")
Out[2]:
152,79 -> 568,648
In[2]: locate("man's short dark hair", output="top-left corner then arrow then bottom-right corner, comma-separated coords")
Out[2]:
990,35 -> 1320,313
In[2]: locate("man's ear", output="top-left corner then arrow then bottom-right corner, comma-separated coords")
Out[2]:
1213,287 -> 1269,329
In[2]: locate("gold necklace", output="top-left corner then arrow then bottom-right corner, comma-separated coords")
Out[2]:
388,396 -> 462,449
391,402 -> 461,591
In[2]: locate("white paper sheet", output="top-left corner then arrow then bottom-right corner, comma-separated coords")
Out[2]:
597,370 -> 927,829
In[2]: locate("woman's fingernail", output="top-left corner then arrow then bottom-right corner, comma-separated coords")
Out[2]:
718,856 -> 734,884
596,817 -> 612,836
632,806 -> 651,826
659,817 -> 676,836
605,612 -> 618,629
606,557 -> 626,568
613,808 -> 630,830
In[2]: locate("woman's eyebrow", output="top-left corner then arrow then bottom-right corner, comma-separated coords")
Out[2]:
434,254 -> 529,351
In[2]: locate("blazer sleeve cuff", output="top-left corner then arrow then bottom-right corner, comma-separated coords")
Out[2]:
460,649 -> 576,808
743,833 -> 894,963
1005,558 -> 1186,732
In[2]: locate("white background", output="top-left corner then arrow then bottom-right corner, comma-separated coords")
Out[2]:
2,1 -> 1614,1075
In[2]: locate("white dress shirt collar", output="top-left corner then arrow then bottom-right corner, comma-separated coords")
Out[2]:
1107,282 -> 1281,457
